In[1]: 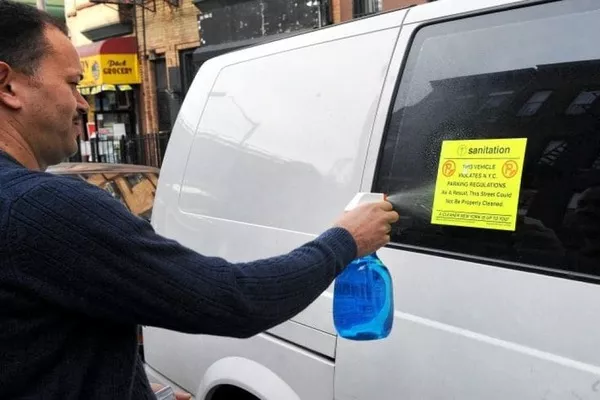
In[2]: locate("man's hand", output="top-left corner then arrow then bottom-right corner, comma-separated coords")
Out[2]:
151,382 -> 192,400
334,200 -> 399,258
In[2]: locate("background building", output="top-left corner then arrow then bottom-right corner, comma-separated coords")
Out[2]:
65,0 -> 148,163
64,0 -> 428,166
134,0 -> 200,134
15,0 -> 65,21
135,0 -> 427,135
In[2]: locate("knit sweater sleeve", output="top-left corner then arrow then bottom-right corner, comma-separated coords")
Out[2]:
8,176 -> 357,337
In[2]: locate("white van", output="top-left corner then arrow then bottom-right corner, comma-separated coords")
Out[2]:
144,0 -> 600,398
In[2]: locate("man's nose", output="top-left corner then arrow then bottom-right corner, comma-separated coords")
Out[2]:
76,96 -> 90,114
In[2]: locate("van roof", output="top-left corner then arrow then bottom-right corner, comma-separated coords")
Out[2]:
198,0 -> 537,72
404,0 -> 546,24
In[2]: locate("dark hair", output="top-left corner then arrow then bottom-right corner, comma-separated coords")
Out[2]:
0,0 -> 69,75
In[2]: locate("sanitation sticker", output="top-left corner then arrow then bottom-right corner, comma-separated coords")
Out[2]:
431,138 -> 527,231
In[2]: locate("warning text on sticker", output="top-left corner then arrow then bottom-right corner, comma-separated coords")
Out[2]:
431,138 -> 528,231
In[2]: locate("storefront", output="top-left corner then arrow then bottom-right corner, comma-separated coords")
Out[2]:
76,37 -> 141,162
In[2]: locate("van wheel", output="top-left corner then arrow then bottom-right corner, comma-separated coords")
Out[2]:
208,384 -> 260,400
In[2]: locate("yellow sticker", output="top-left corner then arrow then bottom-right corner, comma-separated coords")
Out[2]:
431,138 -> 527,231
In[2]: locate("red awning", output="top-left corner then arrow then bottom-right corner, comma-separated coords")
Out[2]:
77,37 -> 141,89
77,36 -> 138,58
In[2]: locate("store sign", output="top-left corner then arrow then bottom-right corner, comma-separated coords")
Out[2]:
80,54 -> 141,87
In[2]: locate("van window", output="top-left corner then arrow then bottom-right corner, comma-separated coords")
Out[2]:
374,0 -> 600,280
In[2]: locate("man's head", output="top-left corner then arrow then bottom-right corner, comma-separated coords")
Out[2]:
0,0 -> 89,170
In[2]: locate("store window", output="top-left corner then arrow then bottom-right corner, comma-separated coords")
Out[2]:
353,0 -> 381,18
374,1 -> 600,279
179,48 -> 201,98
152,56 -> 172,132
76,86 -> 138,163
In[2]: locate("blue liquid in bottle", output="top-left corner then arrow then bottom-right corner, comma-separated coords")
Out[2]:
333,253 -> 394,340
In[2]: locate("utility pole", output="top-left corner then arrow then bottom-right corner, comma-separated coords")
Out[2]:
37,0 -> 46,11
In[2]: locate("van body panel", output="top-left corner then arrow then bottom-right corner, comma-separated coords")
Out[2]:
334,247 -> 600,400
335,0 -> 600,399
144,328 -> 335,400
151,58 -> 224,239
404,0 -> 530,24
145,11 -> 406,397
145,212 -> 338,359
146,0 -> 600,399
142,213 -> 336,385
177,26 -> 401,234
173,22 -> 401,342
267,319 -> 336,359
197,356 -> 303,400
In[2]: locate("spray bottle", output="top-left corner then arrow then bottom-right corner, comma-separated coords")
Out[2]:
333,192 -> 394,341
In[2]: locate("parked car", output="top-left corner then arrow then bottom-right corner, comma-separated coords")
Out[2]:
144,0 -> 600,399
47,162 -> 160,362
47,162 -> 160,222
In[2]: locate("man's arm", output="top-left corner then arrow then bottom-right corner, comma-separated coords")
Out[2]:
8,177 -> 358,338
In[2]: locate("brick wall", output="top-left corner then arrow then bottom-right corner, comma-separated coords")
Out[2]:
383,0 -> 425,12
331,0 -> 352,23
333,0 -> 425,22
135,0 -> 200,133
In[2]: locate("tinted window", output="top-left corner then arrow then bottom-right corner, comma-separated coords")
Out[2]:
374,1 -> 600,280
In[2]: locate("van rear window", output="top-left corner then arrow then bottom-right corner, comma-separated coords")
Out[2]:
374,0 -> 600,281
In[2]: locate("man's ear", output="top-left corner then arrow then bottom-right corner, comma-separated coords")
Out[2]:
0,62 -> 23,110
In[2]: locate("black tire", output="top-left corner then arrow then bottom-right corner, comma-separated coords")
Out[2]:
209,384 -> 260,400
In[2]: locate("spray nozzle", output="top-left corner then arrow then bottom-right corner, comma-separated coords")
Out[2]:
345,192 -> 387,212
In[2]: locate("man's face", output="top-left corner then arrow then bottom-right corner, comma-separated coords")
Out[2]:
18,26 -> 89,168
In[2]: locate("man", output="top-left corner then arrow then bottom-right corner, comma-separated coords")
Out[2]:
0,1 -> 399,399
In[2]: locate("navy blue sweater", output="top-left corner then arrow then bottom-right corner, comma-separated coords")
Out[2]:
0,152 -> 357,399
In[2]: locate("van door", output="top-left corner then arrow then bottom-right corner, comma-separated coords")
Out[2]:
335,1 -> 600,399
